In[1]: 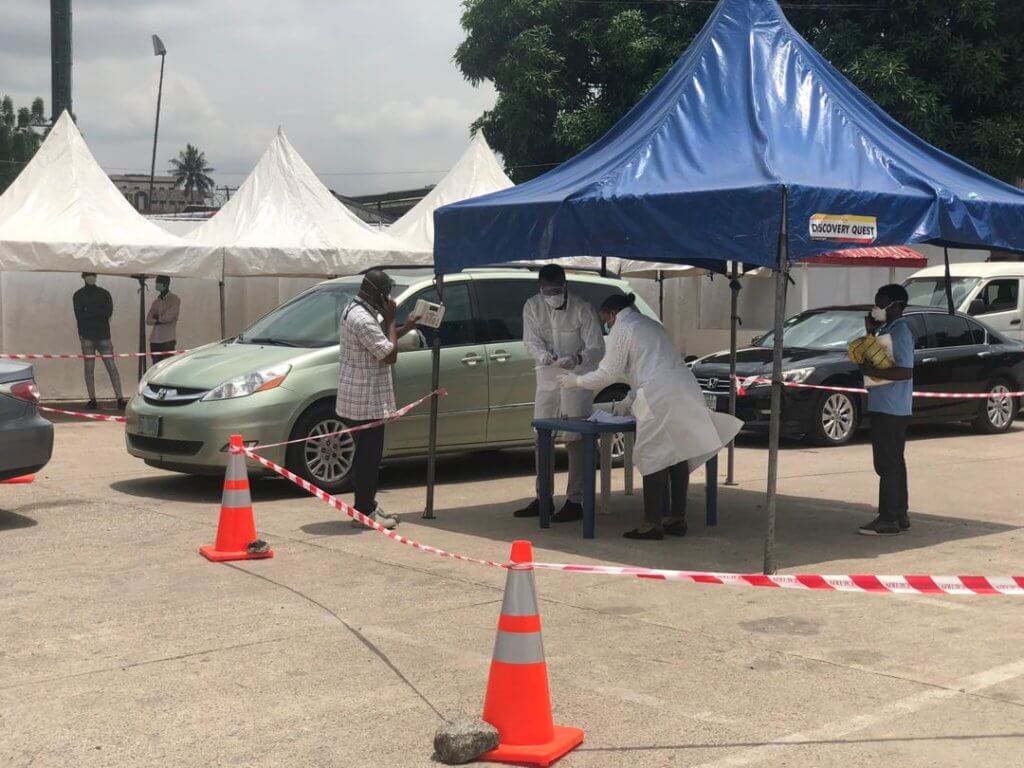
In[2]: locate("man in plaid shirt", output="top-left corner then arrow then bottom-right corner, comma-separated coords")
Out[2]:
337,269 -> 419,529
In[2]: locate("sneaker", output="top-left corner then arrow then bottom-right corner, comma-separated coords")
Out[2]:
551,500 -> 584,523
513,499 -> 541,518
857,516 -> 902,536
350,510 -> 398,530
85,399 -> 98,410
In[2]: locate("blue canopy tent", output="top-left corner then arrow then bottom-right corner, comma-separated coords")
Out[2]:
426,0 -> 1024,571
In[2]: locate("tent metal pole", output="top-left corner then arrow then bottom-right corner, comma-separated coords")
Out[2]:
888,266 -> 896,284
725,261 -> 740,486
801,261 -> 809,311
764,190 -> 789,575
943,247 -> 955,315
137,276 -> 148,379
600,256 -> 607,277
657,270 -> 665,320
423,272 -> 444,519
218,280 -> 226,339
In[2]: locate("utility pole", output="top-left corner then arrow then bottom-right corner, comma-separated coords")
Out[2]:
147,35 -> 167,214
50,0 -> 73,122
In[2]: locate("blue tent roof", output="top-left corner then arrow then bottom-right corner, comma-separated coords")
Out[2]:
435,0 -> 1024,274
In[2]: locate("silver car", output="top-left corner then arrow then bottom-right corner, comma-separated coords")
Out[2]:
0,361 -> 53,481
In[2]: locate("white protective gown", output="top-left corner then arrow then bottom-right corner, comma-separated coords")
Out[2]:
523,291 -> 605,439
575,306 -> 742,476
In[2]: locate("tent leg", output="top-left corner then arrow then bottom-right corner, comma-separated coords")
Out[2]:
423,273 -> 444,519
219,280 -> 227,339
137,276 -> 148,379
725,263 -> 740,487
658,271 -> 665,321
943,247 -> 955,315
764,195 -> 789,575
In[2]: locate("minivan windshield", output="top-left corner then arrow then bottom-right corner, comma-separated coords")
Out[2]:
756,310 -> 866,351
238,285 -> 358,348
904,277 -> 980,309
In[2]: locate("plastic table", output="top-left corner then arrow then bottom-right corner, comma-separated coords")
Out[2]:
532,417 -> 719,539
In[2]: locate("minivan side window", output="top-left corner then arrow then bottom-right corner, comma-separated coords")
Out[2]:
474,280 -> 541,342
396,284 -> 475,348
975,279 -> 1020,315
925,314 -> 974,348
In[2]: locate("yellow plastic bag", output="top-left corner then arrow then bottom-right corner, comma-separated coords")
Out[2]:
848,334 -> 894,369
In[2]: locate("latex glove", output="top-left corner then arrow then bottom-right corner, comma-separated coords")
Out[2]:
558,373 -> 580,389
555,355 -> 577,370
539,353 -> 556,367
612,399 -> 632,417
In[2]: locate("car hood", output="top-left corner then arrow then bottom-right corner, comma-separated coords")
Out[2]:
147,341 -> 334,390
693,346 -> 845,376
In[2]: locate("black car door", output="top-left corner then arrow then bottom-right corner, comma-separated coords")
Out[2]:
918,313 -> 984,420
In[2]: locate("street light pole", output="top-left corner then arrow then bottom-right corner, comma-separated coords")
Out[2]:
147,35 -> 167,214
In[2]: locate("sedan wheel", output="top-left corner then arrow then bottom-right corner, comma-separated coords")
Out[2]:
807,390 -> 858,446
303,419 -> 355,485
973,382 -> 1017,434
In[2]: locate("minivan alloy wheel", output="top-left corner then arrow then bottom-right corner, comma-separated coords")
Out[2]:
303,418 -> 355,484
821,392 -> 856,442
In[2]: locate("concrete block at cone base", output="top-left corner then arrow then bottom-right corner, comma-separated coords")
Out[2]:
434,716 -> 500,765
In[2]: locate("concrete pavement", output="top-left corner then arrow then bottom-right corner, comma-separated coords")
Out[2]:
2,420 -> 1023,766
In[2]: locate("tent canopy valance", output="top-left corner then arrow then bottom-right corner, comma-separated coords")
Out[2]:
0,112 -> 221,279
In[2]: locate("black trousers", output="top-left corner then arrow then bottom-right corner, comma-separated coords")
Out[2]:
870,413 -> 910,522
347,421 -> 386,515
642,460 -> 689,525
149,339 -> 176,367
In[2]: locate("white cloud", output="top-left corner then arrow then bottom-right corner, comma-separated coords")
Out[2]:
1,0 -> 496,194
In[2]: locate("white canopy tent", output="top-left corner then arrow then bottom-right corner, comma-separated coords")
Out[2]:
388,131 -> 513,252
0,112 -> 219,279
187,128 -> 424,278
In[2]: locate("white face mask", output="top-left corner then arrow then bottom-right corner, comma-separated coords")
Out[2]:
543,292 -> 565,309
84,276 -> 97,286
870,302 -> 891,323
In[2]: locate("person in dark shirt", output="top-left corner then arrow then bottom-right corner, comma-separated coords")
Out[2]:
72,273 -> 125,410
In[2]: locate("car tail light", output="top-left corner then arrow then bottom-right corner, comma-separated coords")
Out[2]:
1,379 -> 41,403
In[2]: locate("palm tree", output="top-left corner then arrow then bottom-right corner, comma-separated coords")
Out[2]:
169,144 -> 215,203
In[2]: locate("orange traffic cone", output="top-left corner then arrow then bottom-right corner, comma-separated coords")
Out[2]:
1,474 -> 35,484
480,540 -> 583,766
199,434 -> 274,562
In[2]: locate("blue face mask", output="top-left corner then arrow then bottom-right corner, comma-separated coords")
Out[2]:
602,321 -> 613,335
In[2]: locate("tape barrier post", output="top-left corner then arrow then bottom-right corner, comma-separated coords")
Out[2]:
480,540 -> 584,766
199,434 -> 274,562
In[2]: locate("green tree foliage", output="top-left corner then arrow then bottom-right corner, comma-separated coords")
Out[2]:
169,143 -> 216,203
457,0 -> 1024,184
0,95 -> 47,194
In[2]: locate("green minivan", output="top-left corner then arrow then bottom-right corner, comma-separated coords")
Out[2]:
125,268 -> 656,492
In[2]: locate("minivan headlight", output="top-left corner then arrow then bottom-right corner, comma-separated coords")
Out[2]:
201,364 -> 292,402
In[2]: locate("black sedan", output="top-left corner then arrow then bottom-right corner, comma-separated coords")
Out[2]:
691,306 -> 1024,446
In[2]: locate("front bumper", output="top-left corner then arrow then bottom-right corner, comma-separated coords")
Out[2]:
703,385 -> 818,436
124,387 -> 300,474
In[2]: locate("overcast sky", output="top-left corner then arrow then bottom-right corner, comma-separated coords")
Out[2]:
1,0 -> 497,195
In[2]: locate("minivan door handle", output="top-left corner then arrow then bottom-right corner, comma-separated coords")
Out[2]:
460,353 -> 481,367
1011,319 -> 1022,326
489,350 -> 511,363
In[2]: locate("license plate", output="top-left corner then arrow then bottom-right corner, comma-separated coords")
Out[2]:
137,415 -> 161,437
703,393 -> 718,410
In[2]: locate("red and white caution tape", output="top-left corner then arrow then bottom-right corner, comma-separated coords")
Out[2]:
244,437 -> 1024,597
737,376 -> 1024,400
38,405 -> 126,423
1,349 -> 186,360
254,389 -> 446,450
241,444 -> 507,569
527,563 -> 1024,596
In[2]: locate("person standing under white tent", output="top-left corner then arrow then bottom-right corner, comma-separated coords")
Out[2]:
72,272 -> 126,411
515,265 -> 605,523
559,293 -> 742,539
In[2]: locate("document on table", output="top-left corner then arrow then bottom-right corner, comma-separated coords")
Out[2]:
587,410 -> 635,426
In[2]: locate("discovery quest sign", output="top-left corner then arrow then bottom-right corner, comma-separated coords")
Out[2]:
808,214 -> 878,244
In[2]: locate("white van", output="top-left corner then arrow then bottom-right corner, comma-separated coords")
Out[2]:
904,262 -> 1024,341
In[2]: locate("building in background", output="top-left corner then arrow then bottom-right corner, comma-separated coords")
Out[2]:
109,174 -> 189,214
346,186 -> 433,223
